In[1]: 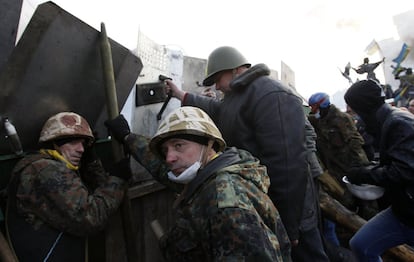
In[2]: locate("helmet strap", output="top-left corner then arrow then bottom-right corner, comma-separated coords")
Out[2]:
200,140 -> 215,168
232,68 -> 238,76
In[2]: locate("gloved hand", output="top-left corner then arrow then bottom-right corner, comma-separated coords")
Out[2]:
104,114 -> 131,143
109,157 -> 132,181
81,144 -> 99,165
80,143 -> 105,188
346,166 -> 375,185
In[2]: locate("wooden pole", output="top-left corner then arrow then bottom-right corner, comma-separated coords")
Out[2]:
100,22 -> 138,262
317,170 -> 345,199
319,189 -> 414,261
100,23 -> 123,161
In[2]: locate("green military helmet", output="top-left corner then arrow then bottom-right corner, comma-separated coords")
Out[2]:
149,106 -> 226,155
202,46 -> 251,86
39,112 -> 94,145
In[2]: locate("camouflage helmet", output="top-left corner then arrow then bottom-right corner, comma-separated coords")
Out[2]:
149,106 -> 226,155
202,46 -> 251,86
39,112 -> 94,144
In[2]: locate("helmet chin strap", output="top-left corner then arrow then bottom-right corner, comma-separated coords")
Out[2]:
232,67 -> 243,80
200,140 -> 215,168
232,68 -> 238,77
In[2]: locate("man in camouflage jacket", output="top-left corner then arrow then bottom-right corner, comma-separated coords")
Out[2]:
308,93 -> 369,183
6,112 -> 129,261
105,106 -> 291,261
165,47 -> 308,252
308,93 -> 377,219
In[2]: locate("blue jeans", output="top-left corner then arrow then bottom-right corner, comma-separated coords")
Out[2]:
349,207 -> 414,262
323,218 -> 340,247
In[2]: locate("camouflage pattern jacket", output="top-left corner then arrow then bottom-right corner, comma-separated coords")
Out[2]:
126,134 -> 291,261
6,151 -> 125,261
309,104 -> 369,183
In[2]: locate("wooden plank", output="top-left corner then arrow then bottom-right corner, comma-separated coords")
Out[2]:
320,189 -> 414,261
128,180 -> 166,199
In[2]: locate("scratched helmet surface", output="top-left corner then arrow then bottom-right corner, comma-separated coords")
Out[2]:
39,112 -> 94,144
150,106 -> 226,154
308,92 -> 330,113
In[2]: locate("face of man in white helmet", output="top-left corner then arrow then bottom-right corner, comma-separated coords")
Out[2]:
55,138 -> 86,166
161,138 -> 205,176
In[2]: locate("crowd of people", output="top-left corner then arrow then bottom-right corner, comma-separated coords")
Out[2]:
4,46 -> 414,261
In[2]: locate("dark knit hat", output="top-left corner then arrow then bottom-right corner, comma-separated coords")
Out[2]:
344,80 -> 385,114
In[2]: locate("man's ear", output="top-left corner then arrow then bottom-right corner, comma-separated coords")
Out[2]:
206,140 -> 217,157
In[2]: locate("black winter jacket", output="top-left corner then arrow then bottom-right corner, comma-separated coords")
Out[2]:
184,64 -> 308,240
372,103 -> 414,227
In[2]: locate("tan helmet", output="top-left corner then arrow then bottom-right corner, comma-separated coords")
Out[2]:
39,112 -> 94,144
149,106 -> 226,155
202,46 -> 251,86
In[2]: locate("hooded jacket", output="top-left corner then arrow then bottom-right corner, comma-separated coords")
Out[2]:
125,134 -> 291,261
183,64 -> 308,240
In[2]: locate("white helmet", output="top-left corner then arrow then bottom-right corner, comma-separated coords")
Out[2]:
149,106 -> 225,155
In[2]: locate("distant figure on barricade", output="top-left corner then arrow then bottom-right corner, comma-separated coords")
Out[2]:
393,67 -> 414,107
344,79 -> 414,262
104,106 -> 291,261
353,57 -> 385,83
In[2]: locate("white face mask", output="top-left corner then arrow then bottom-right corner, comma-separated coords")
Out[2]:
167,145 -> 205,184
167,161 -> 201,184
314,110 -> 321,119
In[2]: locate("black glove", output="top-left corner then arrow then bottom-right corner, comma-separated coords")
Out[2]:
109,158 -> 132,181
80,143 -> 104,188
81,144 -> 99,165
104,114 -> 131,143
347,166 -> 375,185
